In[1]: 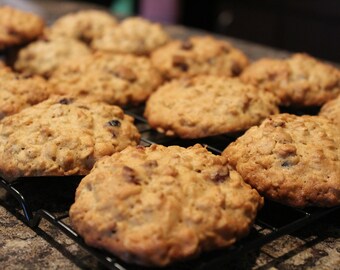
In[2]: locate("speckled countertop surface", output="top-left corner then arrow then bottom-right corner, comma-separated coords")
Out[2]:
0,1 -> 340,269
1,189 -> 339,270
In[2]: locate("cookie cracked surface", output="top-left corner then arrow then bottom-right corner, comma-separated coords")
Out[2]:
92,17 -> 169,55
0,6 -> 44,49
14,37 -> 91,78
0,96 -> 140,180
223,113 -> 340,207
50,52 -> 163,106
145,76 -> 279,138
46,9 -> 118,44
70,144 -> 262,267
151,36 -> 249,79
241,53 -> 340,106
319,95 -> 340,126
0,66 -> 51,119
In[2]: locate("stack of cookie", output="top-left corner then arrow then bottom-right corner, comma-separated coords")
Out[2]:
13,11 -> 169,79
0,7 -> 144,181
142,32 -> 340,214
221,53 -> 340,209
145,47 -> 340,139
0,5 -> 339,268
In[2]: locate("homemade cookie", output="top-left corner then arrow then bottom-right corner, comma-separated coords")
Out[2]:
70,144 -> 263,267
319,95 -> 340,126
145,76 -> 279,138
223,114 -> 340,207
0,6 -> 44,50
14,37 -> 91,78
50,52 -> 162,106
241,53 -> 340,106
46,9 -> 118,44
0,66 -> 50,119
0,96 -> 140,180
92,17 -> 169,55
151,36 -> 249,80
0,60 -> 6,68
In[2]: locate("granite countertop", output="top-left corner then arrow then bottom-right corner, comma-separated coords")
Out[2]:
1,183 -> 340,270
0,1 -> 340,269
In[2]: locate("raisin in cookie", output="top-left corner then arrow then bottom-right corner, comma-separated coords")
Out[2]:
14,37 -> 91,78
70,144 -> 262,267
0,96 -> 140,180
0,6 -> 44,50
50,52 -> 162,106
91,17 -> 169,55
145,76 -> 279,138
151,36 -> 248,80
319,95 -> 340,126
223,114 -> 340,207
241,53 -> 340,106
46,9 -> 118,44
0,66 -> 50,119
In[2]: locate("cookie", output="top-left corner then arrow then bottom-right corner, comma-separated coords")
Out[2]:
92,17 -> 169,55
0,66 -> 50,119
46,9 -> 118,44
14,37 -> 91,78
319,95 -> 340,126
241,53 -> 340,106
151,36 -> 249,80
0,6 -> 44,50
144,76 -> 279,138
50,52 -> 163,106
0,96 -> 140,180
0,60 -> 6,68
70,144 -> 263,267
223,113 -> 340,207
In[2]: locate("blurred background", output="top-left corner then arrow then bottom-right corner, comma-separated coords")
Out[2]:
2,0 -> 340,62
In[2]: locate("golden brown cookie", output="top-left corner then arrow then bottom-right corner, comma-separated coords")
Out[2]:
223,113 -> 340,207
0,60 -> 6,68
241,53 -> 340,106
319,95 -> 340,126
50,52 -> 163,106
46,9 -> 118,44
91,17 -> 169,55
14,37 -> 91,78
0,96 -> 140,180
0,6 -> 44,50
145,76 -> 279,138
70,144 -> 263,267
151,36 -> 249,80
0,66 -> 50,119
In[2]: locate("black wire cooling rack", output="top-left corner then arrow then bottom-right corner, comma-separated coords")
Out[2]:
0,105 -> 339,270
